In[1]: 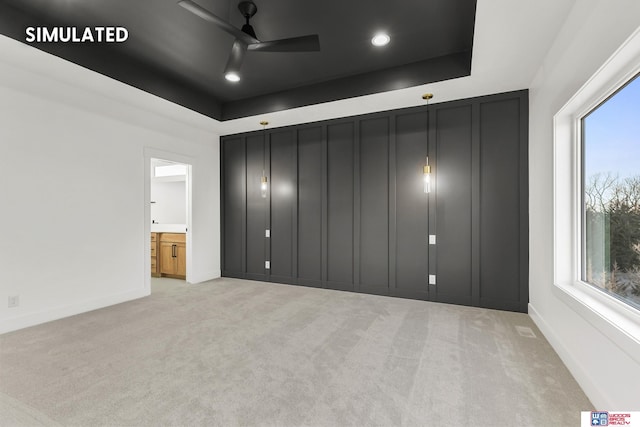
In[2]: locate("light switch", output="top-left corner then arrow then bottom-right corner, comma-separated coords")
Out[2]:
429,274 -> 436,285
265,229 -> 270,238
265,261 -> 270,269
429,234 -> 436,245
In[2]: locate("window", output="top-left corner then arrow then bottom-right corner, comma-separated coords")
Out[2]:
154,163 -> 187,178
553,27 -> 640,355
582,74 -> 640,311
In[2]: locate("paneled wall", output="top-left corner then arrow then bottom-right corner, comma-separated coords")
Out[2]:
221,90 -> 528,312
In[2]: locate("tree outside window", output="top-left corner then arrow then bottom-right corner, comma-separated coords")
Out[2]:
583,73 -> 640,310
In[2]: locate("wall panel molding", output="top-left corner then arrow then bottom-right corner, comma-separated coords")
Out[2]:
221,89 -> 528,312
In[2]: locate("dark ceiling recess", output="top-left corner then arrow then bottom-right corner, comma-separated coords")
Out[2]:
0,0 -> 477,121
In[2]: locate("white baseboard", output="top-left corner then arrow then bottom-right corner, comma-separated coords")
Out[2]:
528,303 -> 610,409
0,288 -> 149,335
188,270 -> 221,284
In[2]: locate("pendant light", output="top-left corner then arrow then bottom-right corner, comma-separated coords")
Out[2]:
422,93 -> 433,193
423,156 -> 431,194
260,120 -> 268,198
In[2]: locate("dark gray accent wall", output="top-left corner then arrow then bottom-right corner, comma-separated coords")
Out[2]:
359,117 -> 390,295
479,99 -> 525,311
326,123 -> 355,290
433,105 -> 473,306
393,112 -> 429,300
221,136 -> 245,275
245,134 -> 268,281
297,127 -> 323,286
221,90 -> 528,312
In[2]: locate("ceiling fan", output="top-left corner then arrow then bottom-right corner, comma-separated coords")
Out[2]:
178,0 -> 321,82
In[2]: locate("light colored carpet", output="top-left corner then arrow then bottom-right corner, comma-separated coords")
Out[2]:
0,277 -> 592,426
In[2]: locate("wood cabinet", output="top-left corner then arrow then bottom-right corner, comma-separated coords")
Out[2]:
158,233 -> 186,279
150,233 -> 160,277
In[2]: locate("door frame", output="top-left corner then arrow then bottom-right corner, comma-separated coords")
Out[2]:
143,147 -> 194,292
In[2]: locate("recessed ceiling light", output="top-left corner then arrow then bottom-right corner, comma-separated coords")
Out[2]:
225,72 -> 240,82
371,33 -> 390,47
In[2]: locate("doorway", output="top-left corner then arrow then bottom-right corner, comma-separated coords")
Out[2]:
144,149 -> 193,293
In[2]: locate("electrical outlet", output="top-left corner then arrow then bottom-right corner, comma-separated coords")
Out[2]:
265,229 -> 270,238
429,234 -> 436,245
265,261 -> 270,269
428,275 -> 436,285
8,295 -> 19,308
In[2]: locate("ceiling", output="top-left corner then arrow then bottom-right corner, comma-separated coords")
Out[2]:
0,0 -> 476,121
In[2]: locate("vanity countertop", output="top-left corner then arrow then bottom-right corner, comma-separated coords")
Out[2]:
151,224 -> 186,233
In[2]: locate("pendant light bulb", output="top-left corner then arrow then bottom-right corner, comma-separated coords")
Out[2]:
423,158 -> 431,194
260,120 -> 269,198
261,175 -> 268,198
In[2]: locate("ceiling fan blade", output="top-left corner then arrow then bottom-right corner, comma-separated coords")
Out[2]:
223,39 -> 248,76
248,34 -> 320,52
178,0 -> 258,45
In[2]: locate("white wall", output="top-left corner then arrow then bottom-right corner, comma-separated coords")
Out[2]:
528,0 -> 640,409
0,35 -> 220,334
151,180 -> 187,225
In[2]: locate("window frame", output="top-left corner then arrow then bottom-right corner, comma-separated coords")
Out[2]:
580,73 -> 640,311
553,26 -> 640,363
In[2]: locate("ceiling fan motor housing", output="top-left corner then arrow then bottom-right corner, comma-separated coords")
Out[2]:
238,1 -> 258,39
238,1 -> 257,19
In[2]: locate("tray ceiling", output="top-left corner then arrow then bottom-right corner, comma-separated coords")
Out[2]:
0,0 -> 476,120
